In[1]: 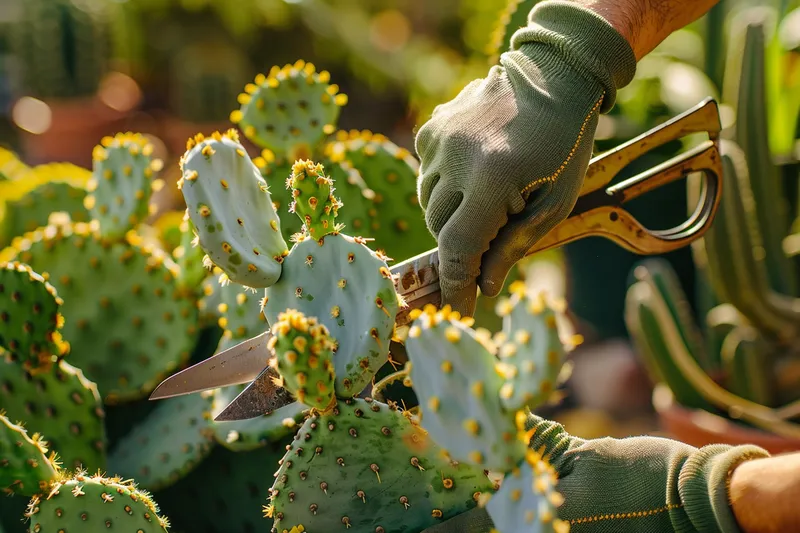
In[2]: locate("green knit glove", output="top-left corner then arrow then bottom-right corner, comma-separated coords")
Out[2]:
414,1 -> 637,317
423,414 -> 770,533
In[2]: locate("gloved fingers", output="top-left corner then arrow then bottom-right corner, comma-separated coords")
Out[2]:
436,194 -> 509,317
424,184 -> 463,237
477,181 -> 573,297
417,171 -> 439,212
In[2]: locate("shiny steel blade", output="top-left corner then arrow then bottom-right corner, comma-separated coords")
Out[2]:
212,365 -> 296,421
148,331 -> 272,400
149,247 -> 444,400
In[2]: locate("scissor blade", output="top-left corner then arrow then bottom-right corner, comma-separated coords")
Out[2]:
213,365 -> 297,421
148,331 -> 272,400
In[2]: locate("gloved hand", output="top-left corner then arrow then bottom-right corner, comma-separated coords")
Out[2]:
423,414 -> 770,533
414,0 -> 637,317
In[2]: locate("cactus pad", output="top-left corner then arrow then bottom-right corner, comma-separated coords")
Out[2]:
209,386 -> 306,451
254,157 -> 302,236
8,220 -> 198,402
0,163 -> 90,248
405,305 -> 527,472
0,357 -> 106,473
493,283 -> 568,412
179,129 -> 289,288
24,473 -> 170,533
231,60 -> 346,160
484,451 -> 569,533
0,415 -> 58,497
0,147 -> 30,181
87,133 -> 164,240
107,391 -> 216,491
267,397 -> 495,533
0,262 -> 69,373
263,232 -> 400,397
268,309 -> 336,410
324,131 -> 434,261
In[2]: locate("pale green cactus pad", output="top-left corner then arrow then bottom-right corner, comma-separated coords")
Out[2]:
0,358 -> 106,473
87,132 -> 164,240
107,390 -> 217,492
0,414 -> 58,497
179,129 -> 289,289
267,397 -> 496,533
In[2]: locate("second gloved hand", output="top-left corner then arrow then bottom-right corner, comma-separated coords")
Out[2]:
415,0 -> 637,317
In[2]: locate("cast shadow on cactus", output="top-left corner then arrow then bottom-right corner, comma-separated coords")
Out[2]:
176,125 -> 577,531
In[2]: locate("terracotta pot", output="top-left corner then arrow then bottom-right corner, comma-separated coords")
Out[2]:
653,384 -> 800,454
17,96 -> 130,168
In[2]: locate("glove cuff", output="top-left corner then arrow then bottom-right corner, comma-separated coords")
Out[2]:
510,0 -> 637,113
678,444 -> 770,533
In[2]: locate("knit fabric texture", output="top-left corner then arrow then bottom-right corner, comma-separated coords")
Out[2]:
414,0 -> 636,317
422,414 -> 770,533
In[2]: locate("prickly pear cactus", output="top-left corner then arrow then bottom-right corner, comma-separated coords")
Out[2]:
86,133 -> 163,240
107,391 -> 217,492
267,397 -> 496,533
4,134 -> 200,403
0,357 -> 107,473
179,130 -> 289,288
0,163 -> 91,249
24,472 -> 170,532
0,148 -> 30,181
404,282 -> 574,533
0,414 -> 58,497
261,160 -> 401,397
231,60 -> 345,161
0,262 -> 69,373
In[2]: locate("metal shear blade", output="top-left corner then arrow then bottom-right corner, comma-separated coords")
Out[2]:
150,97 -> 724,421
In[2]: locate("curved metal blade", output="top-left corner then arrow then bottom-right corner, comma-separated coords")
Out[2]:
148,331 -> 272,400
213,365 -> 296,421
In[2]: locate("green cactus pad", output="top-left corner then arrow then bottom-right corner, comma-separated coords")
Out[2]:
151,210 -> 185,253
0,262 -> 69,373
288,160 -> 340,241
179,129 -> 289,289
153,438 -> 290,533
484,452 -> 569,533
324,130 -> 435,261
0,163 -> 90,248
405,305 -> 527,472
87,133 -> 164,240
1,415 -> 58,497
107,391 -> 216,492
0,357 -> 106,473
263,232 -> 400,397
492,283 -> 568,412
267,397 -> 495,533
8,220 -> 198,403
231,60 -> 346,160
24,473 -> 170,533
268,309 -> 336,410
209,386 -> 306,451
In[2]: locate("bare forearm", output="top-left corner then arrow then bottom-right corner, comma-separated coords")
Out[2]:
576,0 -> 720,59
729,452 -> 800,533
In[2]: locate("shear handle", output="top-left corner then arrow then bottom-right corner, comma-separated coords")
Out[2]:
580,97 -> 722,196
527,138 -> 722,256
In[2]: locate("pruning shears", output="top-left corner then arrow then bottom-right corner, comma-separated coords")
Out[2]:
149,97 -> 724,421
